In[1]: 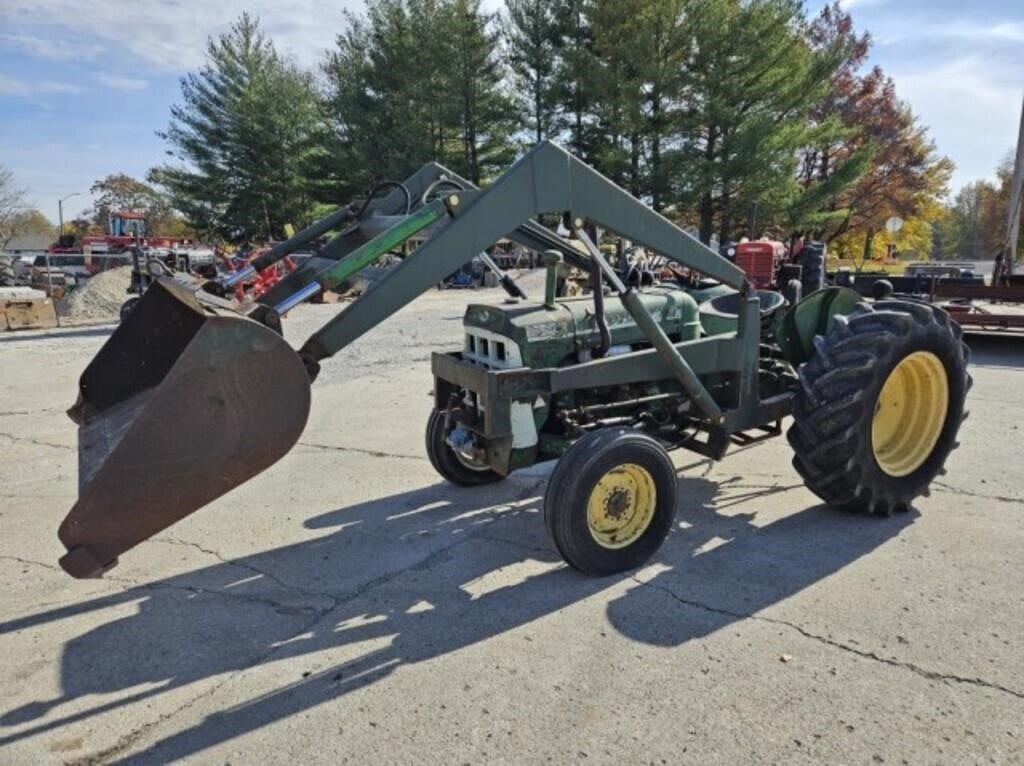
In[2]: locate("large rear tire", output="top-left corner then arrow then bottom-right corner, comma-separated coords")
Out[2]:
798,246 -> 825,295
788,300 -> 970,514
425,408 -> 504,486
545,427 -> 677,576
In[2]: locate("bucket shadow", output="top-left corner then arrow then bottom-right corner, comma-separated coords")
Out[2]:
0,470 -> 914,762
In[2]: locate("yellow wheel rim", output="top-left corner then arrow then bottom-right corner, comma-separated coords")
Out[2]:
586,463 -> 657,549
871,351 -> 949,477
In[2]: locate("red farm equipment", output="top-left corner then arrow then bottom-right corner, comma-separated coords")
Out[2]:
51,211 -> 197,255
732,240 -> 787,289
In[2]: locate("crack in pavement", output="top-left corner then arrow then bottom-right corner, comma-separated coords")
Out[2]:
630,575 -> 1024,702
69,539 -> 495,763
0,432 -> 74,452
0,555 -> 62,572
0,406 -> 66,417
932,481 -> 1024,506
151,537 -> 339,603
0,555 -> 326,616
296,440 -> 426,461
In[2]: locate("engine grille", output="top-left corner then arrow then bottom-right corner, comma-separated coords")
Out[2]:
463,328 -> 523,369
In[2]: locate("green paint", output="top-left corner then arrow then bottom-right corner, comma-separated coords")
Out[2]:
463,285 -> 701,369
317,202 -> 447,292
776,286 -> 863,365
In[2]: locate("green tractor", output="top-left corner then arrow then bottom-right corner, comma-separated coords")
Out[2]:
57,143 -> 969,579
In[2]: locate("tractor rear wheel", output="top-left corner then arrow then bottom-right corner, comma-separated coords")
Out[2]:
788,300 -> 970,514
799,248 -> 825,296
545,427 -> 677,576
425,408 -> 504,486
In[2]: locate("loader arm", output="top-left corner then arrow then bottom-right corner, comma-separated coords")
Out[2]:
252,161 -> 459,307
300,141 -> 746,362
255,158 -> 594,311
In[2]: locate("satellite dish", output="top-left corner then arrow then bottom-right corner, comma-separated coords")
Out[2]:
885,216 -> 904,234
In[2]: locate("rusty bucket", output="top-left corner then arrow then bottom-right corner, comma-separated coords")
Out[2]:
58,279 -> 311,577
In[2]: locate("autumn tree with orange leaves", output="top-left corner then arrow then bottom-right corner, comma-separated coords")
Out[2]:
794,3 -> 952,264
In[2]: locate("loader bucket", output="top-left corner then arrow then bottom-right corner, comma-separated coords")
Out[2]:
58,279 -> 311,578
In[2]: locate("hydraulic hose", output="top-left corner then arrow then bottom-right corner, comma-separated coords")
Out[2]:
357,180 -> 411,218
421,178 -> 465,206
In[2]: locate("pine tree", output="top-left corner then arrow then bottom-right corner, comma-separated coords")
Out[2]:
587,0 -> 688,208
674,0 -> 839,244
554,0 -> 597,160
505,0 -> 564,146
325,0 -> 514,189
445,0 -> 517,183
151,14 -> 326,242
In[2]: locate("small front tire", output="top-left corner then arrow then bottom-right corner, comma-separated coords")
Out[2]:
545,427 -> 678,576
425,408 -> 504,486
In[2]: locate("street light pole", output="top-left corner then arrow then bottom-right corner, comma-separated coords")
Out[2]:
50,192 -> 82,327
58,192 -> 81,237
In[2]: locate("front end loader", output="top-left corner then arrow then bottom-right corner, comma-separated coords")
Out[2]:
57,142 -> 969,579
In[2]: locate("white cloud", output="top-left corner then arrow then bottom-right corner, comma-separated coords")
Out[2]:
0,31 -> 105,60
1,0 -> 365,72
838,0 -> 887,9
0,73 -> 83,95
96,71 -> 148,91
879,19 -> 1024,46
990,22 -> 1024,43
891,56 -> 1024,193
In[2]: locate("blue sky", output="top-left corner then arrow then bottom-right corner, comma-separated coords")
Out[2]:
1,0 -> 1022,226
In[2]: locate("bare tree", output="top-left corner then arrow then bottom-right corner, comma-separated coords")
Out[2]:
0,164 -> 29,250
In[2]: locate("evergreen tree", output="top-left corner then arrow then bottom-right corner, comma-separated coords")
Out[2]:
674,0 -> 839,244
151,14 -> 327,242
325,0 -> 514,189
505,0 -> 564,146
553,0 -> 597,160
588,0 -> 688,208
447,0 -> 517,183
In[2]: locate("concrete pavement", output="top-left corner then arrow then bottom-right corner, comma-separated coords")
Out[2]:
0,287 -> 1021,764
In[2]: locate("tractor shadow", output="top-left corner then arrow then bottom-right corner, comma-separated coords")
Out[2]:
0,462 -> 915,761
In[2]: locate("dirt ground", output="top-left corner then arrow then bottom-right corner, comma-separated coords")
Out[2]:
0,281 -> 1022,764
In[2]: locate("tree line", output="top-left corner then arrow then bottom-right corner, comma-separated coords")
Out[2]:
936,153 -> 1020,262
5,1 -> 1020,265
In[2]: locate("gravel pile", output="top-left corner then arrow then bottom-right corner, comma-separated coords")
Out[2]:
59,266 -> 131,320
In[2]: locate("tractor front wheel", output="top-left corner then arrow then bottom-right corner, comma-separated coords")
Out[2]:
425,408 -> 504,486
545,427 -> 677,576
788,300 -> 970,514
